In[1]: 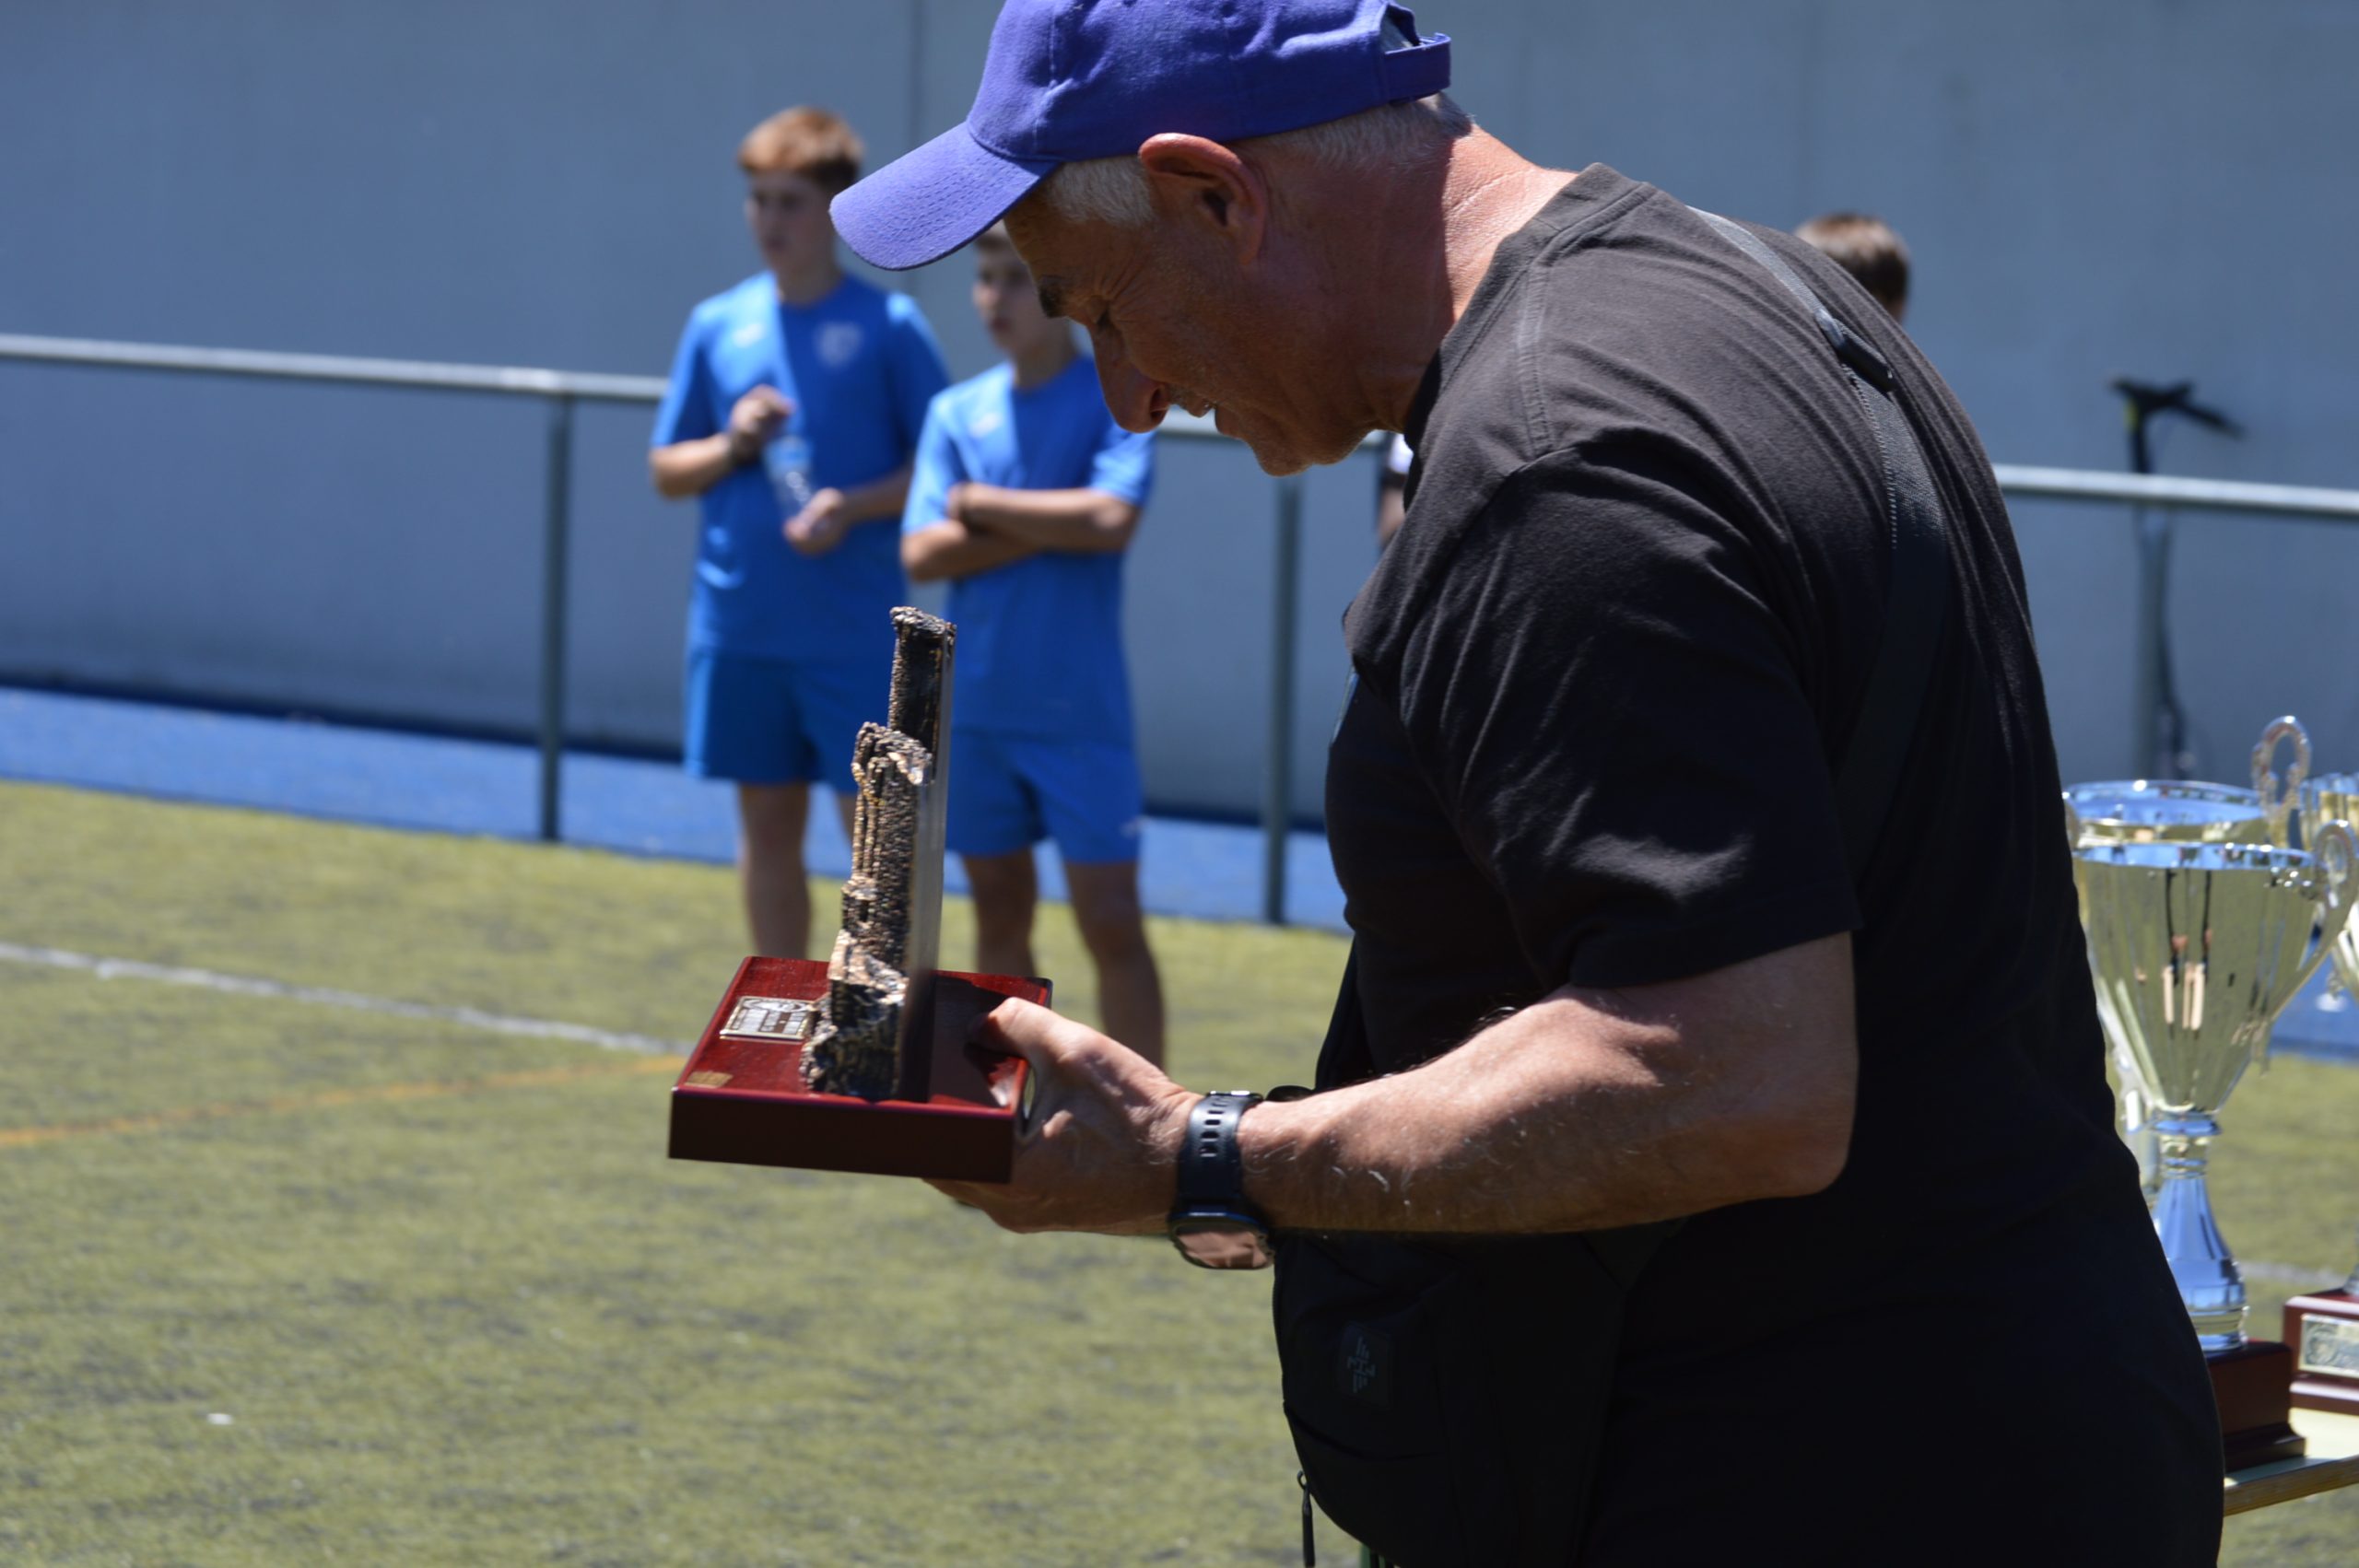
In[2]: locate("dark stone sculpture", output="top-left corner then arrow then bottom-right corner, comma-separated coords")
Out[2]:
801,610 -> 956,1099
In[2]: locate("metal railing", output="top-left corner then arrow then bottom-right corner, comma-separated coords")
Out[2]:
0,333 -> 668,849
8,332 -> 2359,926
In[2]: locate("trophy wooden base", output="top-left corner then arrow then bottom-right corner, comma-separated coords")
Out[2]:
668,956 -> 1050,1183
2284,1288 -> 2359,1416
2212,1340 -> 2307,1469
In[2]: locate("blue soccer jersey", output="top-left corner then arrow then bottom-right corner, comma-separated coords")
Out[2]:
653,273 -> 948,664
902,357 -> 1154,743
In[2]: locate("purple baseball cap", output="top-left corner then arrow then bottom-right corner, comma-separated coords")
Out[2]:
832,0 -> 1451,271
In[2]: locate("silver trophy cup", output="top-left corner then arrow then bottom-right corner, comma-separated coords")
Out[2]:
2064,716 -> 2313,1204
2073,826 -> 2354,1349
2063,715 -> 2308,850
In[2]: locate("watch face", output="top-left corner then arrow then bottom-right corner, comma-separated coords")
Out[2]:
1171,1214 -> 1275,1270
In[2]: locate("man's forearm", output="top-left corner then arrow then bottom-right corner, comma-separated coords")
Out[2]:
1239,941 -> 1858,1235
935,936 -> 1855,1243
955,483 -> 1137,551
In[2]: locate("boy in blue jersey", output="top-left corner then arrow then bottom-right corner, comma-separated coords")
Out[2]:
902,225 -> 1165,1064
651,107 -> 949,957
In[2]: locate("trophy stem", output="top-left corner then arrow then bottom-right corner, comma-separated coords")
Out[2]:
2112,1047 -> 2160,1207
2152,1111 -> 2248,1351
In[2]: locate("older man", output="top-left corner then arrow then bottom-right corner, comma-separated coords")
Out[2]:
832,4 -> 2220,1563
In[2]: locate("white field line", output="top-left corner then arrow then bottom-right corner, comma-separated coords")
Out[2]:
0,940 -> 682,1058
6,942 -> 2349,1282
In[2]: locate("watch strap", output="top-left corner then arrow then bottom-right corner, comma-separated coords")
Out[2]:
1174,1091 -> 1262,1211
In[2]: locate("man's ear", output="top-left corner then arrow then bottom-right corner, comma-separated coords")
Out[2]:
1135,134 -> 1266,263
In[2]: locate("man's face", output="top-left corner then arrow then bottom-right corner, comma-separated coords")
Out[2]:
745,169 -> 836,277
1004,196 -> 1361,476
972,243 -> 1065,363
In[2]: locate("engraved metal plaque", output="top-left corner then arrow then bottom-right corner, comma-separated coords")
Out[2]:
719,996 -> 816,1043
2297,1314 -> 2359,1377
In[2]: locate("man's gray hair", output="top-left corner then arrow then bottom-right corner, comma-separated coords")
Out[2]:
1037,93 -> 1472,228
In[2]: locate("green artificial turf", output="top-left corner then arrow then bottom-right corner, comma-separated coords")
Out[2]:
2,780 -> 2355,1563
0,782 -> 1351,1566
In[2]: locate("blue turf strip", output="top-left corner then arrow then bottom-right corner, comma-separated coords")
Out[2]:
0,685 -> 1347,931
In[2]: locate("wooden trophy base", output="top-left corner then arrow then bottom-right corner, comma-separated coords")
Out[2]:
2212,1339 -> 2307,1469
2284,1287 -> 2359,1416
668,956 -> 1050,1182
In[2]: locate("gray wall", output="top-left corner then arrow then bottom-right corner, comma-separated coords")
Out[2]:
5,1 -> 2356,818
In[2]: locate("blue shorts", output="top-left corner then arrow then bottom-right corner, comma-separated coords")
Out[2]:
683,646 -> 877,789
946,730 -> 1144,865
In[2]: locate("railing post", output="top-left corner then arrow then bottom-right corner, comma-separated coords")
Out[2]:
2130,505 -> 2163,778
537,393 -> 575,842
1261,474 -> 1306,925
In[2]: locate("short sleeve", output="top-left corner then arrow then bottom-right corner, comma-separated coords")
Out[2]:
651,310 -> 717,448
1085,423 -> 1154,508
1385,448 -> 1859,989
884,295 -> 952,456
900,393 -> 965,537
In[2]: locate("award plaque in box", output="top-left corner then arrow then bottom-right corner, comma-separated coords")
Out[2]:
2284,1247 -> 2359,1417
669,955 -> 1047,1181
668,608 -> 1050,1183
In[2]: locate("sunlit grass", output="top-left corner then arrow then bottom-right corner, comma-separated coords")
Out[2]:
0,780 -> 2353,1563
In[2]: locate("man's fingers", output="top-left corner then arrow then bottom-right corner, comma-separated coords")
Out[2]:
968,996 -> 1074,1067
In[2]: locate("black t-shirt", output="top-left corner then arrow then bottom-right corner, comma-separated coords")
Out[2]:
1320,167 -> 2219,1560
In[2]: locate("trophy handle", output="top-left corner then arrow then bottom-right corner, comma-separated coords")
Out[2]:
2314,819 -> 2359,941
2301,819 -> 2359,1024
2253,715 -> 2311,848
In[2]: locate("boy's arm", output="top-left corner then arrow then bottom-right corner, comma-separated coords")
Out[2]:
784,462 -> 916,556
903,519 -> 1042,582
652,386 -> 784,498
785,297 -> 946,554
836,463 -> 915,524
651,433 -> 742,498
948,484 -> 1141,553
651,315 -> 789,500
898,389 -> 1032,579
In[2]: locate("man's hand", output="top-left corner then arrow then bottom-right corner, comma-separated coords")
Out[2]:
783,488 -> 851,555
728,385 -> 792,459
928,998 -> 1197,1235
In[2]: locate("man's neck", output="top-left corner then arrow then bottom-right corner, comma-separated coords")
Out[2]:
1435,135 -> 1573,322
1008,330 -> 1079,391
773,258 -> 844,307
1323,129 -> 1573,434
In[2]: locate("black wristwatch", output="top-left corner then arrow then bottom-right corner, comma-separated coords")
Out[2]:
1168,1091 -> 1274,1270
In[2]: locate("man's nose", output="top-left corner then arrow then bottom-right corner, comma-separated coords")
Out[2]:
1094,350 -> 1167,434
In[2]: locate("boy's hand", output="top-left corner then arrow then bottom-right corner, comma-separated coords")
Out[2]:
928,998 -> 1195,1235
783,488 -> 851,555
728,386 -> 792,455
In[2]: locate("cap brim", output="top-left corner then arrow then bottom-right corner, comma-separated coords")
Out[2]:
831,123 -> 1056,272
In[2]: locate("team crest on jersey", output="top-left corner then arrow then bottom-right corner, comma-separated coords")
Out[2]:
817,321 -> 865,369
